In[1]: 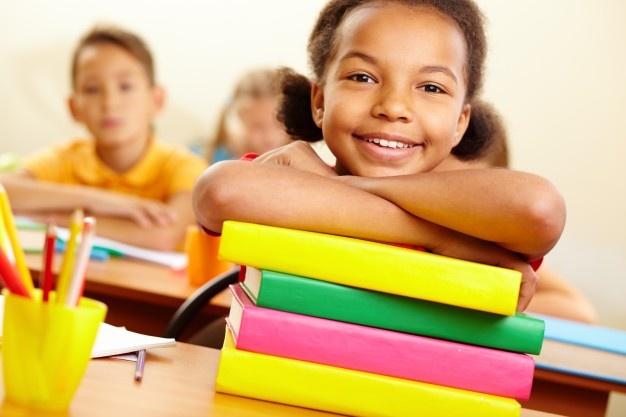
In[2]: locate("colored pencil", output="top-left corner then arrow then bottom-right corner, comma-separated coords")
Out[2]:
42,223 -> 56,302
0,246 -> 30,297
56,209 -> 83,304
66,217 -> 95,307
0,185 -> 33,294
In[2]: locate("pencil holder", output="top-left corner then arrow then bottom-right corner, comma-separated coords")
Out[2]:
185,225 -> 232,286
2,290 -> 107,411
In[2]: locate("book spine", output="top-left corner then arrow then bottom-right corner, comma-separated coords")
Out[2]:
217,328 -> 521,417
247,270 -> 544,354
232,285 -> 534,400
220,221 -> 520,315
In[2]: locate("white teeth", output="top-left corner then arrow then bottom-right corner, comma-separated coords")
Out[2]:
363,137 -> 413,149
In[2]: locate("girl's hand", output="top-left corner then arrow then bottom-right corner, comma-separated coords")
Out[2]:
254,141 -> 337,177
431,231 -> 539,312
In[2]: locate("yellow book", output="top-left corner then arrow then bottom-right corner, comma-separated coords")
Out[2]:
219,221 -> 520,315
217,328 -> 520,417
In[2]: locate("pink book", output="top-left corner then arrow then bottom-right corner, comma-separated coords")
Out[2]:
227,284 -> 535,400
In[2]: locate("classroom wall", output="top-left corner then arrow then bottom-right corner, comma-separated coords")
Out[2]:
1,0 -> 625,337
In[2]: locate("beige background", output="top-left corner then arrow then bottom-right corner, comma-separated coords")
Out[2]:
1,0 -> 625,412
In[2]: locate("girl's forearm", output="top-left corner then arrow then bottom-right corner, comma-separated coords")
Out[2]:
193,161 -> 539,310
340,169 -> 566,259
193,160 -> 452,247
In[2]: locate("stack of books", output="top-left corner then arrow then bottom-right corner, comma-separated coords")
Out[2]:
215,221 -> 545,417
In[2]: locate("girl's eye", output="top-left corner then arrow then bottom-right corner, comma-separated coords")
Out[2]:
422,84 -> 445,94
348,73 -> 376,83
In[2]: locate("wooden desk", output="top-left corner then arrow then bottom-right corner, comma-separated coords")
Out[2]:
0,343 -> 563,417
25,253 -> 231,337
21,243 -> 626,416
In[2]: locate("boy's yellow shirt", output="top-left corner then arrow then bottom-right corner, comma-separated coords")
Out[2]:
23,138 -> 207,202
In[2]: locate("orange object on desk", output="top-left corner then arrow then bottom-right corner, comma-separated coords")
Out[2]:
185,225 -> 232,286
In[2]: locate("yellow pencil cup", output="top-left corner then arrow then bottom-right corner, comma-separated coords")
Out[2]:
2,290 -> 107,411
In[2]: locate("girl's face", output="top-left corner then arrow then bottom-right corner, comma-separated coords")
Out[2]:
228,96 -> 291,156
312,3 -> 471,177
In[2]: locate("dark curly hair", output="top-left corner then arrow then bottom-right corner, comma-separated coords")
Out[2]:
456,100 -> 509,167
278,0 -> 489,159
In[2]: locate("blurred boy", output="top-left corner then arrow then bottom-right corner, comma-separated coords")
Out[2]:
1,25 -> 207,251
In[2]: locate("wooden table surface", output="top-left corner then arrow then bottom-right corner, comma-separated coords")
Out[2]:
0,343 -> 564,417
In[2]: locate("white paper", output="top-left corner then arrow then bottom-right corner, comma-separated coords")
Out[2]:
55,227 -> 188,269
91,323 -> 176,358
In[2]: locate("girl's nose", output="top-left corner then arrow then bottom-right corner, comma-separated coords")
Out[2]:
371,85 -> 413,123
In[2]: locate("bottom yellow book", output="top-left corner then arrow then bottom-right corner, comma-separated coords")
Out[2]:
216,328 -> 520,417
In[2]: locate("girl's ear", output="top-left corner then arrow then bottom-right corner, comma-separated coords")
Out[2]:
310,82 -> 325,128
453,103 -> 471,147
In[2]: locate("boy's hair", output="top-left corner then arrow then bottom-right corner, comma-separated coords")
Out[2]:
457,100 -> 509,167
71,25 -> 155,89
278,0 -> 489,159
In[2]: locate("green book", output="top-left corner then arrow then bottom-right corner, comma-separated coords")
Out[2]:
242,267 -> 545,354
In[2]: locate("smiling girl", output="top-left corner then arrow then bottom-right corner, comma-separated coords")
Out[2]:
193,0 -> 566,310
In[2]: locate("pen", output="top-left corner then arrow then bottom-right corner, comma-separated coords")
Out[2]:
134,349 -> 147,382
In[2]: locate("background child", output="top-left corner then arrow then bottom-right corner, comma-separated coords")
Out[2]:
0,25 -> 207,251
437,100 -> 596,322
206,68 -> 292,163
194,0 -> 566,311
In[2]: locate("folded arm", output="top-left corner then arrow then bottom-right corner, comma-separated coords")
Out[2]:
193,160 -> 539,310
336,169 -> 566,260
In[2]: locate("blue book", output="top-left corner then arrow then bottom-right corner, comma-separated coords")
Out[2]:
533,314 -> 626,355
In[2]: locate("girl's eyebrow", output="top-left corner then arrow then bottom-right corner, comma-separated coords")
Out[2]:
340,50 -> 457,84
419,66 -> 458,84
339,50 -> 377,65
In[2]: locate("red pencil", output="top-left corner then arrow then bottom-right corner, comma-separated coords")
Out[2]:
42,223 -> 56,302
0,246 -> 30,298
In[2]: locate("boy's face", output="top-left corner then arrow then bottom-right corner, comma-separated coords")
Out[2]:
311,3 -> 470,177
69,43 -> 163,150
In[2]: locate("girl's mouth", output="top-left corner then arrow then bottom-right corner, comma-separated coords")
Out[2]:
361,137 -> 417,149
353,133 -> 423,162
